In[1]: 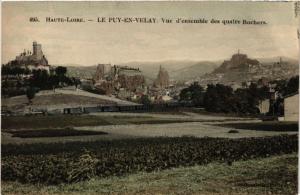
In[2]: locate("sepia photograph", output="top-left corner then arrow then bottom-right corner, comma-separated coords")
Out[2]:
1,1 -> 299,194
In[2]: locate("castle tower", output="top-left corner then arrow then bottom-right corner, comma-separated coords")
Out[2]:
33,41 -> 43,60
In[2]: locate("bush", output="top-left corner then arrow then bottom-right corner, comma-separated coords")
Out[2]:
26,87 -> 36,103
67,149 -> 99,183
228,130 -> 239,133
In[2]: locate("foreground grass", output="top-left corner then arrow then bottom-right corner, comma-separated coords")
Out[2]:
2,153 -> 297,195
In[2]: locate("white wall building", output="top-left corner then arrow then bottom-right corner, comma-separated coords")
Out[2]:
284,93 -> 299,122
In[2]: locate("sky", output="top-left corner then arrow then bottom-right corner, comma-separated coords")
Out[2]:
2,1 -> 299,66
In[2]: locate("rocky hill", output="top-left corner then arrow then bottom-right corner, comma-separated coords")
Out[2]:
213,53 -> 259,73
198,54 -> 299,87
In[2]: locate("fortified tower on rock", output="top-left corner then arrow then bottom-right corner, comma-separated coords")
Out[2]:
32,41 -> 43,60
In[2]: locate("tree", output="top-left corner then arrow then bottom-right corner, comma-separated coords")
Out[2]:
203,84 -> 218,112
1,65 -> 9,75
24,67 -> 31,75
30,69 -> 50,89
49,75 -> 59,91
73,78 -> 81,89
55,66 -> 67,76
55,66 -> 67,86
179,82 -> 204,106
179,88 -> 192,101
285,76 -> 299,95
203,84 -> 234,113
26,87 -> 36,104
140,95 -> 151,105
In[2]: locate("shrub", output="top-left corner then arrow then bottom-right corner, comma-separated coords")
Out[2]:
1,135 -> 297,184
67,149 -> 99,183
228,130 -> 239,133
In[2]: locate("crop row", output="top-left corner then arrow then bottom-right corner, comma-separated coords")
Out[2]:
2,134 -> 298,184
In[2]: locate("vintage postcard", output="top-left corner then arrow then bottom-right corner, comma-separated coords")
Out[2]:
1,1 -> 299,194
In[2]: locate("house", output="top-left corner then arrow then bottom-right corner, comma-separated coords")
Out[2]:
283,92 -> 299,122
63,107 -> 83,114
258,99 -> 270,114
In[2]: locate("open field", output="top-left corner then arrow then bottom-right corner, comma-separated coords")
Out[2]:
77,121 -> 297,140
2,153 -> 297,195
1,112 -> 258,130
1,93 -> 116,108
1,88 -> 139,108
2,112 -> 297,144
2,111 -> 298,194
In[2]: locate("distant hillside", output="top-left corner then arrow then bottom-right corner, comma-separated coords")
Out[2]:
62,60 -> 220,82
121,60 -> 221,81
62,65 -> 97,79
170,62 -> 220,81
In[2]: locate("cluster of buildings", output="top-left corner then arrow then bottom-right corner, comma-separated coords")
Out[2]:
81,63 -> 177,103
258,92 -> 299,122
90,63 -> 146,100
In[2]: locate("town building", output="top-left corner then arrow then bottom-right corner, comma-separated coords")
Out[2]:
92,64 -> 145,98
258,99 -> 270,114
283,93 -> 299,121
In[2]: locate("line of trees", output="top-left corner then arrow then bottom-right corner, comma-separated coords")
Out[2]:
2,65 -> 81,98
271,75 -> 299,96
1,65 -> 31,76
180,82 -> 270,114
180,76 -> 299,115
28,66 -> 81,90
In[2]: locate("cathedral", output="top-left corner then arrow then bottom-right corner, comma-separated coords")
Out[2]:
154,65 -> 170,88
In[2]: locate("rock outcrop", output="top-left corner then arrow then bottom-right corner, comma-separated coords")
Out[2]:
213,53 -> 260,73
